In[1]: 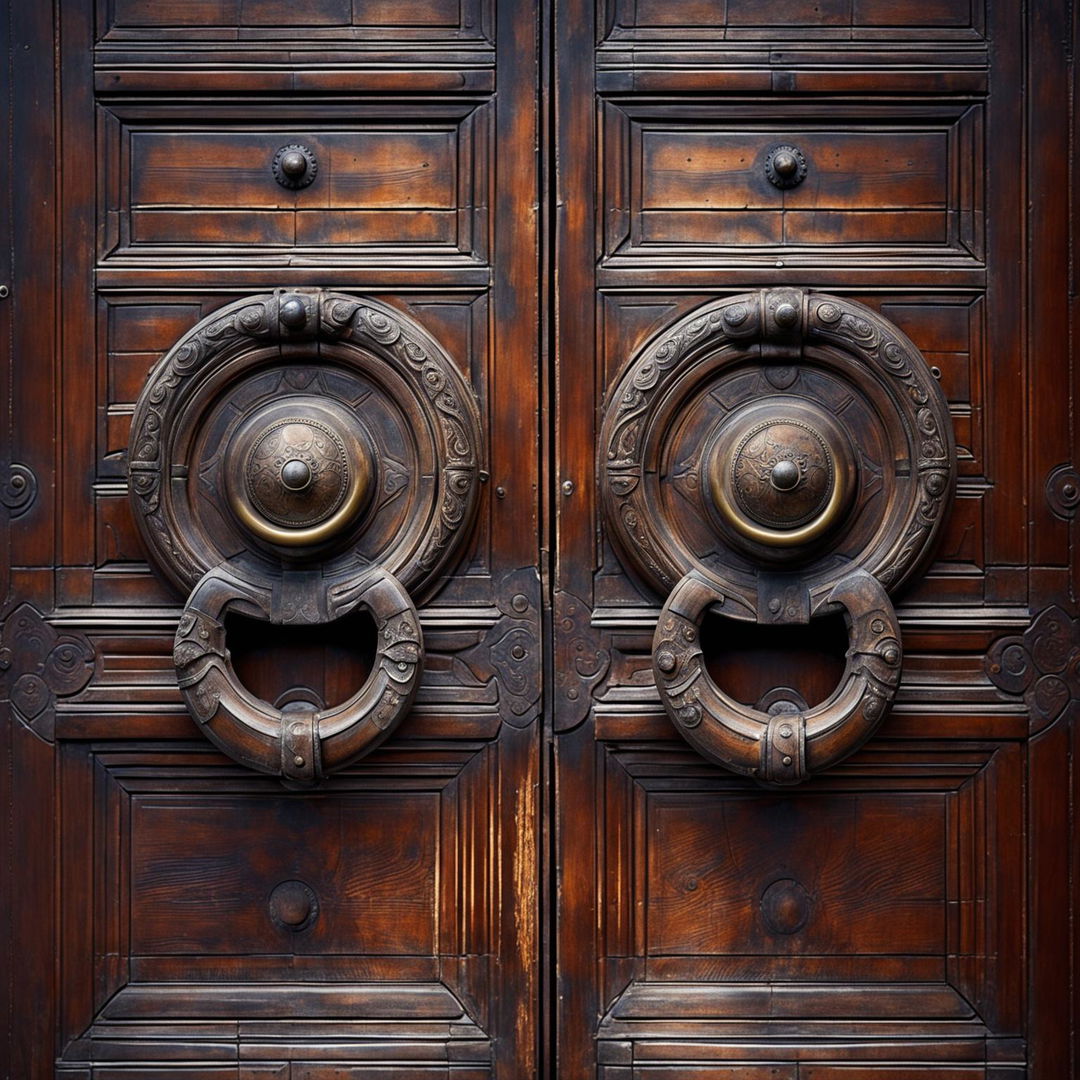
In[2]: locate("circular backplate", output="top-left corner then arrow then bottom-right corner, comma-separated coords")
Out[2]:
600,289 -> 955,617
224,396 -> 375,546
128,291 -> 484,597
705,396 -> 857,550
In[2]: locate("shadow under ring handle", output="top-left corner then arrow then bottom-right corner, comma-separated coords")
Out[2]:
653,568 -> 902,785
173,564 -> 423,785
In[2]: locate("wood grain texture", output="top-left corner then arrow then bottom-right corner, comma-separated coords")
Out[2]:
6,0 -> 539,1075
2,1 -> 1076,1078
557,0 -> 1072,1076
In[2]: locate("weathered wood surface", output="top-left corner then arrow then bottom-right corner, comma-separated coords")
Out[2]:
1,2 -> 1076,1078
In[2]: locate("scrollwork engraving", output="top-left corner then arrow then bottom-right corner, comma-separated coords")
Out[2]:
0,604 -> 94,743
128,290 -> 483,595
600,289 -> 955,600
987,606 -> 1080,734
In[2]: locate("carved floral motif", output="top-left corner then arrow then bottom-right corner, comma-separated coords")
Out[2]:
987,606 -> 1080,734
0,603 -> 95,743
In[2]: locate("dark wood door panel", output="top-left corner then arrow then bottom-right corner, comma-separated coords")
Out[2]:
602,105 -> 981,263
556,0 -> 1074,1077
3,0 -> 539,1077
596,741 -> 1022,1022
58,743 -> 498,1071
601,0 -> 985,40
100,0 -> 491,40
104,108 -> 488,261
3,1 -> 1079,1078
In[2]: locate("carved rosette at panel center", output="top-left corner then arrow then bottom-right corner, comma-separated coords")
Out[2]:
129,290 -> 484,785
600,289 -> 955,784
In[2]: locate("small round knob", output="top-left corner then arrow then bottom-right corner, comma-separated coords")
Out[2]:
770,460 -> 801,491
656,649 -> 677,674
272,144 -> 318,190
774,302 -> 798,328
772,151 -> 798,178
280,150 -> 307,180
279,297 -> 307,330
765,145 -> 807,190
280,459 -> 313,492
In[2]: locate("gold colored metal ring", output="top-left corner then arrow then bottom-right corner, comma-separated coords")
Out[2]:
223,398 -> 374,549
709,458 -> 849,548
229,462 -> 371,548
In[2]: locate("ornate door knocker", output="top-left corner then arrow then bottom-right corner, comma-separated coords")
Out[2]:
601,289 -> 955,784
129,291 -> 483,784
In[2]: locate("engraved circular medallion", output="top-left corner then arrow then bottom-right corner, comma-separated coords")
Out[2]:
600,290 -> 955,601
129,291 -> 483,594
730,418 -> 834,530
705,397 -> 856,555
245,418 -> 350,529
224,396 -> 376,549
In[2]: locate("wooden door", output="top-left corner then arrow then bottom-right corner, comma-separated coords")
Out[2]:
553,2 -> 1078,1079
2,3 -> 541,1078
2,3 -> 1078,1080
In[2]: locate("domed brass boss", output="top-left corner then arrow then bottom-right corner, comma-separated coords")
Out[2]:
224,397 -> 373,548
706,398 -> 856,550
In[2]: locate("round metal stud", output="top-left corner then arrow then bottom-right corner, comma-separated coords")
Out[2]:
773,152 -> 798,179
656,649 -> 676,674
272,143 -> 318,190
774,301 -> 799,328
224,398 -> 374,549
280,150 -> 307,180
280,458 -> 313,492
765,144 -> 808,190
705,398 -> 857,553
770,459 -> 801,491
279,296 -> 308,330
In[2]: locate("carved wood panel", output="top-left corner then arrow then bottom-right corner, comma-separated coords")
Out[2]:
2,1 -> 1078,1078
3,1 -> 538,1077
601,103 -> 983,263
556,0 -> 1076,1077
600,0 -> 986,42
101,103 -> 490,261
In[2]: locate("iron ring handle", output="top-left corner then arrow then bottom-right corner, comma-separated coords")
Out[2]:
653,568 -> 902,785
173,564 -> 423,785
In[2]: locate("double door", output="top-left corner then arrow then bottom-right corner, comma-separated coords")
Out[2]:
2,2 -> 1076,1078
